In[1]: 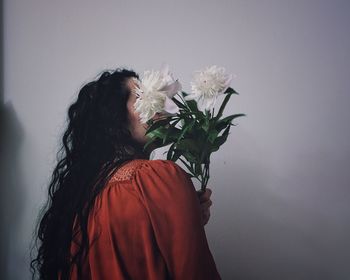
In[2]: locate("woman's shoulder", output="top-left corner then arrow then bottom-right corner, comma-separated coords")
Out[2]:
108,159 -> 184,183
137,159 -> 187,178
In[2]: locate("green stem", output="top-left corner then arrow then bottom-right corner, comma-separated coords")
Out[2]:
215,92 -> 233,120
201,161 -> 210,191
177,92 -> 192,112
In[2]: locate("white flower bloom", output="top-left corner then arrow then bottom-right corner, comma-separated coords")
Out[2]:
134,66 -> 181,123
185,65 -> 233,112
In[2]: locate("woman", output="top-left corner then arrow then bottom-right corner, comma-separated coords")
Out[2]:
31,68 -> 221,279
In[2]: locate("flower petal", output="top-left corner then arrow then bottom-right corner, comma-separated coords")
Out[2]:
197,99 -> 207,112
160,63 -> 170,75
163,97 -> 179,114
222,74 -> 233,93
206,96 -> 217,110
184,94 -> 197,101
160,80 -> 182,97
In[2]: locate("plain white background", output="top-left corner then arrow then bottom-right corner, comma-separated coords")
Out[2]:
1,0 -> 350,279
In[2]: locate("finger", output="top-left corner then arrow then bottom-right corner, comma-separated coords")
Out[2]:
200,199 -> 213,210
197,188 -> 212,197
199,189 -> 212,202
206,188 -> 212,196
202,210 -> 211,226
200,199 -> 212,209
196,189 -> 205,199
202,209 -> 210,218
204,211 -> 211,221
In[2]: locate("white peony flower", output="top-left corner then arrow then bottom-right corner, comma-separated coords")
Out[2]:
134,65 -> 181,123
185,65 -> 233,112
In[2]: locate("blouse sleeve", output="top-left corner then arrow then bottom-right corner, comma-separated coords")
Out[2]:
134,160 -> 221,280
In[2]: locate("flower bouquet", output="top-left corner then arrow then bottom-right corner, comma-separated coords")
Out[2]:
134,65 -> 245,192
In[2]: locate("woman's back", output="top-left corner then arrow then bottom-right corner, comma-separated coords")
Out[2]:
69,159 -> 221,280
32,69 -> 220,280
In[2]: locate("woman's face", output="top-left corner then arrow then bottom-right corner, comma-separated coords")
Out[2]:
126,78 -> 148,145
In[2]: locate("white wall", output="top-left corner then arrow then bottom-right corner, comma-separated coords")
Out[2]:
2,0 -> 350,279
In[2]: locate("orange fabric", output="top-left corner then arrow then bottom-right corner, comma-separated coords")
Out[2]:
69,159 -> 221,279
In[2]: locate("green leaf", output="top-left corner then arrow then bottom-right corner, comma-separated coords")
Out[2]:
166,143 -> 176,160
215,91 -> 233,120
178,157 -> 195,176
215,113 -> 246,132
147,126 -> 168,138
195,163 -> 202,175
212,125 -> 231,151
199,143 -> 211,163
224,87 -> 239,95
176,139 -> 199,153
182,151 -> 198,163
186,99 -> 200,112
163,126 -> 181,144
166,117 -> 182,130
181,91 -> 189,97
146,118 -> 172,135
178,119 -> 196,141
220,114 -> 243,123
172,96 -> 187,110
208,129 -> 219,143
201,117 -> 210,132
171,150 -> 182,162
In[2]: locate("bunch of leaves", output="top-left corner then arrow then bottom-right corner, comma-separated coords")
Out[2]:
144,87 -> 246,191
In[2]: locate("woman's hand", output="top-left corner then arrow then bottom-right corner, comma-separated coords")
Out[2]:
197,188 -> 213,226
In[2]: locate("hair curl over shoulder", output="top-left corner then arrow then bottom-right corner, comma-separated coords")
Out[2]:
30,68 -> 147,280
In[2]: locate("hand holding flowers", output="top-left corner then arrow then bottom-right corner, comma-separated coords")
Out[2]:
197,188 -> 213,226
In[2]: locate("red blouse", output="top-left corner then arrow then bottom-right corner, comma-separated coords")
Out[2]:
69,159 -> 221,279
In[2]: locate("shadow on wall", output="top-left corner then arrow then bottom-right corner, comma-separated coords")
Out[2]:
210,127 -> 350,280
0,101 -> 27,280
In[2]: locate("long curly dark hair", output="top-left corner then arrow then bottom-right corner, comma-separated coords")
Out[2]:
30,68 -> 147,280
